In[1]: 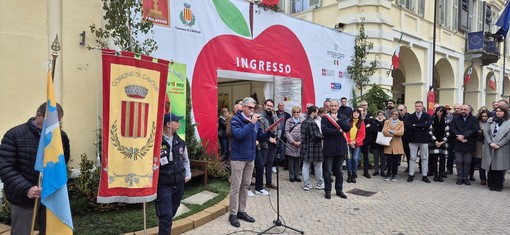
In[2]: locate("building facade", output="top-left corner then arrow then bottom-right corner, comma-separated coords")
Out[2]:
2,0 -> 510,163
281,0 -> 510,109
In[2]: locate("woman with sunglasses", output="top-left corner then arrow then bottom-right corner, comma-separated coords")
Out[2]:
382,110 -> 404,181
285,106 -> 305,183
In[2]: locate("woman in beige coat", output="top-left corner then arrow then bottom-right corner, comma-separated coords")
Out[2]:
382,110 -> 405,181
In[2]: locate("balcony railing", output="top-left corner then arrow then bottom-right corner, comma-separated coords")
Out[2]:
466,31 -> 500,65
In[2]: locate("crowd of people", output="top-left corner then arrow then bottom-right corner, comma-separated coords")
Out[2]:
222,96 -> 510,228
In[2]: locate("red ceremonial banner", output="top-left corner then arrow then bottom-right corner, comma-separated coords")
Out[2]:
98,49 -> 169,203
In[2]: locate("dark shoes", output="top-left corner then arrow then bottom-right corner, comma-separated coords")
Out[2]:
295,179 -> 302,182
463,179 -> 471,185
469,176 -> 476,181
445,170 -> 453,175
456,179 -> 463,185
266,183 -> 277,189
490,187 -> 502,192
363,172 -> 372,178
372,171 -> 379,176
290,179 -> 295,182
237,212 -> 256,223
407,175 -> 414,182
480,180 -> 487,185
380,172 -> 387,177
336,191 -> 347,199
229,214 -> 240,227
325,191 -> 331,199
422,176 -> 431,183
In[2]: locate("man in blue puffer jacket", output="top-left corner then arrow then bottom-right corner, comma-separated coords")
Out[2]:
228,97 -> 270,228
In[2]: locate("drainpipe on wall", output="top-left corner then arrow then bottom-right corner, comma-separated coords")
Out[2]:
48,0 -> 62,103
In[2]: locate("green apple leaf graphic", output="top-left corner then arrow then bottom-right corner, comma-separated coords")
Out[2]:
212,0 -> 251,37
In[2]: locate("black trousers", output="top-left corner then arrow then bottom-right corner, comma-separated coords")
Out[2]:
402,138 -> 410,167
446,138 -> 455,171
386,154 -> 400,176
361,145 -> 370,173
429,153 -> 446,176
487,167 -> 505,190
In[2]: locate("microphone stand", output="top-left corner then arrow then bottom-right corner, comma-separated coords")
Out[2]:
257,117 -> 304,235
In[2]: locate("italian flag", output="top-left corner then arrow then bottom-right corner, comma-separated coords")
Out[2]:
464,64 -> 473,85
489,73 -> 496,90
392,34 -> 403,70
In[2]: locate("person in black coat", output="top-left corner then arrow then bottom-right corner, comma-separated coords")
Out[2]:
321,100 -> 351,199
0,102 -> 70,235
367,111 -> 386,176
450,104 -> 479,185
339,97 -> 353,118
358,103 -> 373,179
398,104 -> 412,172
405,101 -> 432,183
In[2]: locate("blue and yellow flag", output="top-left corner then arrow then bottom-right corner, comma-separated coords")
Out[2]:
34,70 -> 73,234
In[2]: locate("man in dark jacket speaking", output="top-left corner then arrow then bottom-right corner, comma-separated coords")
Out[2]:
228,97 -> 270,228
0,102 -> 70,235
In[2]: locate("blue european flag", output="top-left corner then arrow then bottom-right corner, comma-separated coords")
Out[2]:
496,2 -> 510,37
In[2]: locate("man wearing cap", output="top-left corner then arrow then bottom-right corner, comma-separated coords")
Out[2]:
228,97 -> 270,227
156,113 -> 191,235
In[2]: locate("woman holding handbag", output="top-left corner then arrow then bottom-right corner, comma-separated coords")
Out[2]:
382,109 -> 404,181
346,109 -> 366,183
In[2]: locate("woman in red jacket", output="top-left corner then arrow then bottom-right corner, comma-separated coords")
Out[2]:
346,109 -> 366,183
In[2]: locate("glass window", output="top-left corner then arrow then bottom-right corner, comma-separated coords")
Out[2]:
291,0 -> 310,13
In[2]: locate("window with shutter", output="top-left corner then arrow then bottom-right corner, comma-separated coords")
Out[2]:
485,4 -> 492,31
309,0 -> 321,8
440,0 -> 448,26
418,0 -> 425,16
453,0 -> 459,30
278,0 -> 285,13
476,1 -> 483,31
459,0 -> 470,32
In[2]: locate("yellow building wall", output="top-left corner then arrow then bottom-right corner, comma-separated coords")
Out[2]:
0,1 -> 103,167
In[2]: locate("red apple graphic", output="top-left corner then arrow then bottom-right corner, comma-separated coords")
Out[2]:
192,25 -> 315,153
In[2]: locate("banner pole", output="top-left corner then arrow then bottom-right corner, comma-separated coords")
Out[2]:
32,33 -> 61,235
30,174 -> 42,235
143,202 -> 147,235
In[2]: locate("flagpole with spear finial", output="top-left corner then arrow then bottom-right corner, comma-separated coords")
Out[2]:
31,34 -> 61,235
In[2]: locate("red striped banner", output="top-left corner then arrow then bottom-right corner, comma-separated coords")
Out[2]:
121,101 -> 149,138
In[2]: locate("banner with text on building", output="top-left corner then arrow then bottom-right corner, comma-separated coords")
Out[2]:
98,49 -> 168,203
167,62 -> 187,139
141,0 -> 355,153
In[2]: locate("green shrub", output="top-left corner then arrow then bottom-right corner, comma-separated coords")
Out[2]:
68,154 -> 125,214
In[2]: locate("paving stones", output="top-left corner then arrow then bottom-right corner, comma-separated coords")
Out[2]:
184,165 -> 510,234
181,190 -> 219,205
